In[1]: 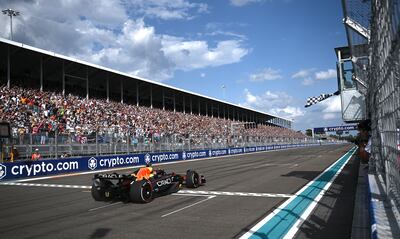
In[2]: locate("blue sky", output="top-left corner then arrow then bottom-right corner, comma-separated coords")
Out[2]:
0,0 -> 347,131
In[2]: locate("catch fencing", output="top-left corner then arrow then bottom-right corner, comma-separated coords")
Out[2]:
343,0 -> 400,223
369,0 -> 400,222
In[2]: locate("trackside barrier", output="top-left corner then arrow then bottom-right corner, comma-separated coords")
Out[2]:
367,174 -> 378,239
0,142 -> 342,181
367,173 -> 400,239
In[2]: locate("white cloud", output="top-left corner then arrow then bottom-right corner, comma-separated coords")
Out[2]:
322,113 -> 338,120
321,95 -> 341,113
301,78 -> 314,86
203,22 -> 248,41
249,68 -> 282,82
205,30 -> 247,40
270,106 -> 305,119
230,0 -> 263,7
295,95 -> 342,129
0,1 -> 248,82
304,95 -> 341,121
123,0 -> 208,20
292,68 -> 336,86
241,89 -> 304,119
162,38 -> 248,71
315,69 -> 337,80
200,73 -> 206,77
240,89 -> 344,131
291,68 -> 315,79
292,68 -> 316,85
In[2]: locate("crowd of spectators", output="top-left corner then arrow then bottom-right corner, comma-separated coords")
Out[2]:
0,85 -> 306,146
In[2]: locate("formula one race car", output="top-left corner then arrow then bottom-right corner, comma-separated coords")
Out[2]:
91,168 -> 206,203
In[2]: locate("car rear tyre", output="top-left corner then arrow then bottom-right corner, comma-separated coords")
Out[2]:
91,180 -> 113,201
130,180 -> 153,203
186,170 -> 200,188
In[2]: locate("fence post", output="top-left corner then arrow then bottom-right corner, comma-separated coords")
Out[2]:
96,130 -> 99,156
55,129 -> 58,159
127,132 -> 130,155
0,139 -> 3,163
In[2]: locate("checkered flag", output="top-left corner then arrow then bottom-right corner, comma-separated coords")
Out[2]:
305,91 -> 340,108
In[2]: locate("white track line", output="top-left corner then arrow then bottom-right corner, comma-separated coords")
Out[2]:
0,182 -> 90,189
171,193 -> 211,197
88,202 -> 122,212
0,182 -> 292,198
239,146 -> 357,239
254,163 -> 298,169
178,190 -> 292,198
282,148 -> 356,239
161,195 -> 216,218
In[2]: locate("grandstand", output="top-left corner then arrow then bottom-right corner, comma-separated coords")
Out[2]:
0,37 -> 307,160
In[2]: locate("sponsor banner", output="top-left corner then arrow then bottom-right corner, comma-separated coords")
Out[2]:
88,155 -> 141,170
314,125 -> 357,133
0,158 -> 81,180
209,149 -> 229,157
229,147 -> 244,155
256,146 -> 267,152
245,147 -> 257,153
266,145 -> 274,151
0,154 -> 141,180
181,150 -> 208,160
0,143 -> 340,180
144,152 -> 180,164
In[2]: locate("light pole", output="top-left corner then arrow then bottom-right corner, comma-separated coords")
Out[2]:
2,9 -> 20,40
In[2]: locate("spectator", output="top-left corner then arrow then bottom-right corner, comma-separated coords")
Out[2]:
0,85 -> 307,149
357,119 -> 371,164
60,152 -> 71,158
9,145 -> 19,162
31,148 -> 41,160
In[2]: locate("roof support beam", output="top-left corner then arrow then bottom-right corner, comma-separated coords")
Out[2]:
343,17 -> 370,40
136,82 -> 139,107
150,85 -> 153,109
7,46 -> 10,88
120,78 -> 123,103
62,61 -> 65,96
40,56 -> 43,92
87,67 -> 89,100
106,75 -> 109,102
353,75 -> 368,88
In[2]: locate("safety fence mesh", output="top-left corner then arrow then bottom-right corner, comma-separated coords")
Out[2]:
343,0 -> 400,222
359,0 -> 400,221
342,0 -> 371,94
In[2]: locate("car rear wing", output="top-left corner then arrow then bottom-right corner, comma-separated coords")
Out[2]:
93,173 -> 133,180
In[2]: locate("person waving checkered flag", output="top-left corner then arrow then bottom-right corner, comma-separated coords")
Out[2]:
305,91 -> 340,108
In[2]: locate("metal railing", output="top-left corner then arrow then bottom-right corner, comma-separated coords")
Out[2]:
0,130 -> 323,161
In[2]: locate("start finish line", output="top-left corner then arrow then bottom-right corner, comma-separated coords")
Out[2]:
314,125 -> 358,133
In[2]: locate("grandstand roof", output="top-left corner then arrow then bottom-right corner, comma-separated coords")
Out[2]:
0,37 -> 292,123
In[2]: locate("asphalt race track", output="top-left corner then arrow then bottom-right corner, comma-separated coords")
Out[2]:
0,144 -> 358,239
